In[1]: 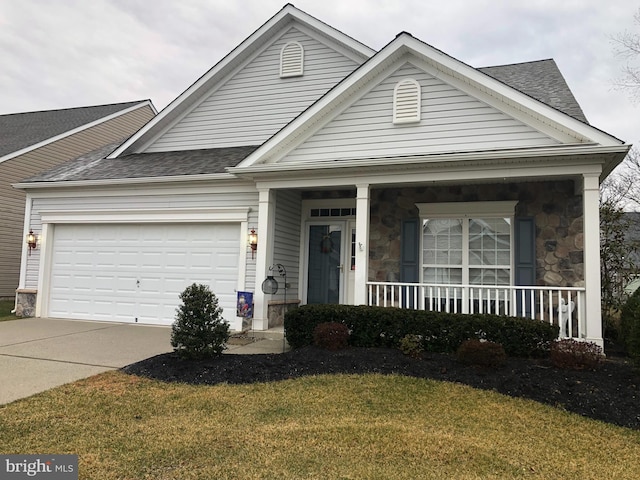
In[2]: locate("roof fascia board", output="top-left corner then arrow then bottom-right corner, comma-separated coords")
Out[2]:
0,101 -> 155,165
252,160 -> 605,191
231,144 -> 629,176
109,5 -> 374,158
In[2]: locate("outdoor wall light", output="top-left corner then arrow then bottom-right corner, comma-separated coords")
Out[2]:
249,228 -> 258,258
26,230 -> 37,255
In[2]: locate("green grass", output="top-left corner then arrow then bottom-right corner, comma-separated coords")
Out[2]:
1,372 -> 639,479
0,299 -> 17,321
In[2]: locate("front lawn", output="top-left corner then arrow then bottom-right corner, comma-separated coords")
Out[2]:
0,299 -> 16,321
0,372 -> 638,479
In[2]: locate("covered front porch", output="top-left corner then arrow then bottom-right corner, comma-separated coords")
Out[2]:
242,158 -> 603,347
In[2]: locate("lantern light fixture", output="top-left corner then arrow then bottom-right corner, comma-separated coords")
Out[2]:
248,228 -> 258,258
27,230 -> 37,255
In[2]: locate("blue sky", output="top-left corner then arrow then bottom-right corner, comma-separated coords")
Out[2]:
1,0 -> 638,145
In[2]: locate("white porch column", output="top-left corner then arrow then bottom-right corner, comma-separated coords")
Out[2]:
354,184 -> 370,305
583,173 -> 603,348
253,188 -> 276,330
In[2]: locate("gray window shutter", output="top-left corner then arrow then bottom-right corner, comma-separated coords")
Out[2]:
400,219 -> 419,283
514,217 -> 536,316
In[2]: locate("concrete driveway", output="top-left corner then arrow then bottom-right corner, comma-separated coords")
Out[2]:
0,318 -> 172,405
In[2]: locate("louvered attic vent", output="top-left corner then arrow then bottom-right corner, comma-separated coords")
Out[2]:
393,78 -> 421,124
280,41 -> 304,78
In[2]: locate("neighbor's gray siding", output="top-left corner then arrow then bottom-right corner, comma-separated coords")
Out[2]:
282,62 -> 559,163
145,27 -> 362,152
0,105 -> 155,298
25,184 -> 259,291
273,190 -> 302,301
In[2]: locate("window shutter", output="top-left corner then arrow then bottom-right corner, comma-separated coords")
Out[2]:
401,219 -> 420,308
514,216 -> 536,316
393,79 -> 421,124
280,42 -> 304,78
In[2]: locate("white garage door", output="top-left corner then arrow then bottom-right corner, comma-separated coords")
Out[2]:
48,223 -> 240,325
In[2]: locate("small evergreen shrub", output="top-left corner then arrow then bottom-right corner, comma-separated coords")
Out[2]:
620,288 -> 640,359
171,283 -> 230,359
313,322 -> 350,350
456,339 -> 507,367
549,339 -> 603,370
399,334 -> 424,358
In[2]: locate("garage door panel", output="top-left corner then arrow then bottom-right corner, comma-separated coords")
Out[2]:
49,223 -> 240,326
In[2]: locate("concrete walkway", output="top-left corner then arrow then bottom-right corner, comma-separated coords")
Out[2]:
0,317 -> 286,405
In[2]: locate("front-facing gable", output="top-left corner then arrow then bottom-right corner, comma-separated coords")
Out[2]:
279,60 -> 563,164
112,4 -> 374,157
236,33 -> 626,171
143,25 -> 366,152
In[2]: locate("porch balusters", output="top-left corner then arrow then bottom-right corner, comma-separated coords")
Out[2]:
366,281 -> 586,340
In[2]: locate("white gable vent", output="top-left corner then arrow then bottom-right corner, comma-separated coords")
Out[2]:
280,41 -> 304,78
393,78 -> 421,124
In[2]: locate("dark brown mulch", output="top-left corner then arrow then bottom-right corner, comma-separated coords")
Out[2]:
122,346 -> 640,430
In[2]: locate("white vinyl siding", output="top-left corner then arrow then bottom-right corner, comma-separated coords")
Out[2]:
280,42 -> 304,77
282,63 -> 559,163
393,78 -> 421,124
145,27 -> 361,152
24,184 -> 259,292
273,190 -> 302,300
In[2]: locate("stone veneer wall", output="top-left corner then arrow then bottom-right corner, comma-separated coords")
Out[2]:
369,180 -> 584,288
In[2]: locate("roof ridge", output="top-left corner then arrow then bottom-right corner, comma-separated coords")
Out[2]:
0,99 -> 151,117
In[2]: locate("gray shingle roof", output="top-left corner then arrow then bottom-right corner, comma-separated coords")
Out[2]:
479,59 -> 588,123
0,100 -> 148,158
22,145 -> 259,183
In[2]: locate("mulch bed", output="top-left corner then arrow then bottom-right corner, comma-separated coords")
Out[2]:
123,346 -> 640,430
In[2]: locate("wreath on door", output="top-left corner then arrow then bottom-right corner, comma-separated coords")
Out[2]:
320,234 -> 333,254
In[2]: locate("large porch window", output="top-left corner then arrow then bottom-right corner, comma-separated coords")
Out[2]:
417,201 -> 518,288
422,217 -> 511,286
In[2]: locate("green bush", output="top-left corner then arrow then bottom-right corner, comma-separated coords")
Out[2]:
284,304 -> 558,357
456,339 -> 507,367
549,339 -> 603,370
620,288 -> 640,359
313,322 -> 350,350
171,283 -> 230,359
399,334 -> 424,358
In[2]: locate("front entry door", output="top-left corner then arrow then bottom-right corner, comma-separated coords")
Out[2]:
307,224 -> 343,304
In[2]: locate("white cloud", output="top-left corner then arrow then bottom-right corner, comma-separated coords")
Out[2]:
0,0 -> 638,144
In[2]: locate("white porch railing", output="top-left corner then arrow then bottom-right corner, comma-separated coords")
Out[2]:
366,282 -> 586,339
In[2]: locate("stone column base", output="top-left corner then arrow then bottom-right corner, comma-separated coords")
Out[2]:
267,299 -> 301,328
15,289 -> 37,317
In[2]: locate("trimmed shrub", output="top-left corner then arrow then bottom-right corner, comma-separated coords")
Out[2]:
550,339 -> 603,370
171,283 -> 230,359
313,322 -> 350,350
456,339 -> 507,367
399,334 -> 424,358
620,288 -> 640,359
284,304 -> 558,357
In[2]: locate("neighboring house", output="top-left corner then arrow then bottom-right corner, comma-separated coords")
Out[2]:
0,100 -> 156,303
14,5 -> 630,348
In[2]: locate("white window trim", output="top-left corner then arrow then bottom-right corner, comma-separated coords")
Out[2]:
417,201 -> 517,286
416,201 -> 518,219
280,41 -> 304,78
393,78 -> 421,124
